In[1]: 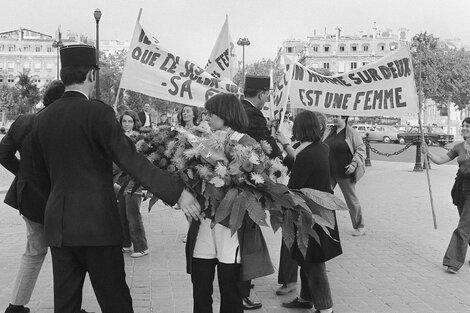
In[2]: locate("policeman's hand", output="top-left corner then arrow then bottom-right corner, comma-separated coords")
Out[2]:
177,189 -> 203,221
345,163 -> 357,175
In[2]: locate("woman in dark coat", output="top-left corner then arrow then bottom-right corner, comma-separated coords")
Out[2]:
276,111 -> 342,313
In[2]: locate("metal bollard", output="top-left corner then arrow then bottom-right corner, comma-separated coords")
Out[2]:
364,133 -> 372,167
413,139 -> 423,171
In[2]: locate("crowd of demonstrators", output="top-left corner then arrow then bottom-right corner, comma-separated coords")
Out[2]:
186,93 -> 274,313
116,110 -> 150,258
423,117 -> 470,274
324,115 -> 367,236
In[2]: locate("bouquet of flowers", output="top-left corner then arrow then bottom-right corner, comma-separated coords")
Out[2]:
121,126 -> 347,258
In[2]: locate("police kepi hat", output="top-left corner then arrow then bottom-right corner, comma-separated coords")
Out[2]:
60,45 -> 98,68
244,75 -> 270,91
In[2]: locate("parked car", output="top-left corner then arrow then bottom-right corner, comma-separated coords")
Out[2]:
365,125 -> 400,143
397,126 -> 454,146
351,124 -> 372,137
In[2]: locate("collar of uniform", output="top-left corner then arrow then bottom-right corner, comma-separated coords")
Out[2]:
244,99 -> 256,108
64,89 -> 89,100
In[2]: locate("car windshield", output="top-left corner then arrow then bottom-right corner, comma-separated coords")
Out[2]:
429,126 -> 445,134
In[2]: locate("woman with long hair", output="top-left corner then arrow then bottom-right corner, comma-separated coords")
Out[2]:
423,117 -> 470,274
117,110 -> 149,258
179,105 -> 199,129
186,93 -> 274,313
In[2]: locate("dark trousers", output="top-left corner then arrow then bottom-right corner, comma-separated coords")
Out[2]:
443,199 -> 470,270
191,258 -> 243,313
278,239 -> 298,284
299,262 -> 333,310
50,246 -> 133,313
118,193 -> 148,252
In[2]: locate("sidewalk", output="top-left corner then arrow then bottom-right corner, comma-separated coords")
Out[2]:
1,161 -> 470,312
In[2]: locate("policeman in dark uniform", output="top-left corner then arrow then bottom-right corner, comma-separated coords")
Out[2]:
31,45 -> 202,313
241,75 -> 282,160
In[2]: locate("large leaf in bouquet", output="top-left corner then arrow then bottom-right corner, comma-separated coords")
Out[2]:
299,188 -> 348,211
228,192 -> 247,236
214,188 -> 239,225
244,190 -> 269,228
281,209 -> 296,250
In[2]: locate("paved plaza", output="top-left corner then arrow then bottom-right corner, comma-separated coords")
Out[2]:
1,160 -> 470,313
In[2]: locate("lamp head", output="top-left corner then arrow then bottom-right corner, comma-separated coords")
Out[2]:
94,8 -> 102,23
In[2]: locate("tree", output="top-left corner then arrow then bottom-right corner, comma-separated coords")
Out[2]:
14,73 -> 41,115
232,59 -> 284,89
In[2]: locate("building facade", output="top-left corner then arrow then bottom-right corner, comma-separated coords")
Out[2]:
280,27 -> 411,74
0,28 -> 87,88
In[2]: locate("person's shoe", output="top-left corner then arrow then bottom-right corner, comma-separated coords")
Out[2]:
351,228 -> 366,236
275,282 -> 297,295
5,304 -> 30,313
446,266 -> 458,274
130,249 -> 149,258
243,297 -> 262,310
314,310 -> 334,313
281,297 -> 313,309
122,246 -> 133,253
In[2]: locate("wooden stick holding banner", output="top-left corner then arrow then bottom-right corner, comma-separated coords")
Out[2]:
276,59 -> 294,136
113,8 -> 143,112
415,49 -> 437,229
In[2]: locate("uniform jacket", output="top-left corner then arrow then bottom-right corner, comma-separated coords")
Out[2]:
288,141 -> 342,263
32,91 -> 184,247
323,125 -> 366,182
241,99 -> 282,159
0,114 -> 50,223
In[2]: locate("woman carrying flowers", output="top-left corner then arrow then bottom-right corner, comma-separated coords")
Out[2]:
185,93 -> 274,313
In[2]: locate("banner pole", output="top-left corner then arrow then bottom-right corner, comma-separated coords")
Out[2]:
278,60 -> 294,133
417,54 -> 437,229
113,88 -> 122,112
113,8 -> 142,113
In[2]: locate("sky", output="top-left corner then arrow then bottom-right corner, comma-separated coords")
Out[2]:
2,0 -> 470,65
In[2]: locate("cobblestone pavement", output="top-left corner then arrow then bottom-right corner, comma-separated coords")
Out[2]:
1,161 -> 470,313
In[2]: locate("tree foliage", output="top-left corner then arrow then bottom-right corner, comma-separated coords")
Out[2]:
411,32 -> 470,111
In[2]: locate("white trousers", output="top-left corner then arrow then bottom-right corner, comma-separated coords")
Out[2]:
193,218 -> 241,264
10,216 -> 48,305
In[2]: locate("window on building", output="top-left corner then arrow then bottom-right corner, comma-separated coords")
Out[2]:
0,45 -> 3,52
286,47 -> 293,53
47,47 -> 52,53
351,62 -> 357,70
351,45 -> 357,52
363,45 -> 369,52
390,43 -> 398,50
23,63 -> 30,69
339,45 -> 345,52
35,46 -> 41,52
46,63 -> 53,72
312,46 -> 318,52
323,62 -> 330,69
7,63 -> 14,72
23,46 -> 30,52
362,62 -> 367,66
7,78 -> 14,83
324,46 -> 330,52
34,63 -> 41,72
338,61 -> 345,73
8,46 -> 15,52
0,78 -> 3,83
378,44 -> 385,51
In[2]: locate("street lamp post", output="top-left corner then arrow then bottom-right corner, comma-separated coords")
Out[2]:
94,8 -> 102,100
52,31 -> 63,80
237,38 -> 250,82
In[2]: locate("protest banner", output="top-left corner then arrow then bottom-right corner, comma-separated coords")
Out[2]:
205,15 -> 238,80
118,19 -> 241,108
275,47 -> 418,117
